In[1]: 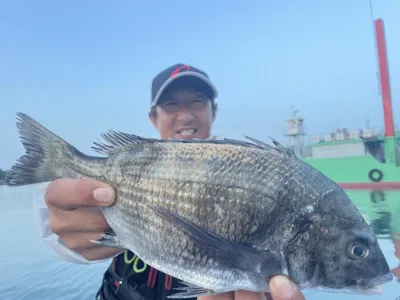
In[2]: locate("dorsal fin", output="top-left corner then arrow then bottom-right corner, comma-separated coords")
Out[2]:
91,130 -> 158,155
91,130 -> 298,159
244,136 -> 297,158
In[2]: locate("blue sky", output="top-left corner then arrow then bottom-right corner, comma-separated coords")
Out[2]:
1,0 -> 399,169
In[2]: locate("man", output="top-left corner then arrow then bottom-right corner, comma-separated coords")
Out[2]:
36,63 -> 306,300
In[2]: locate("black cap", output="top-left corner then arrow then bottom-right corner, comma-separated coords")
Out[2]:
150,63 -> 218,107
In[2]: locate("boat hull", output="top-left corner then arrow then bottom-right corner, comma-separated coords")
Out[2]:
303,155 -> 400,190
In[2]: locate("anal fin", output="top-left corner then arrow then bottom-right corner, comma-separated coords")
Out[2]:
90,227 -> 124,249
168,281 -> 221,299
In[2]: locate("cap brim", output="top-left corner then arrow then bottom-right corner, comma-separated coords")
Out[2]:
151,71 -> 218,107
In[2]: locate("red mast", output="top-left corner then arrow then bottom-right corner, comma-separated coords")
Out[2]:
374,18 -> 394,137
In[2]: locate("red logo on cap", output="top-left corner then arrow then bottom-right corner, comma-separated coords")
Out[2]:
170,65 -> 190,78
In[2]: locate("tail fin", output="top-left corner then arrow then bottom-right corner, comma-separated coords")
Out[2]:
6,112 -> 74,186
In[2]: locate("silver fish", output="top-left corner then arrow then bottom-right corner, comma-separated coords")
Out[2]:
6,112 -> 393,298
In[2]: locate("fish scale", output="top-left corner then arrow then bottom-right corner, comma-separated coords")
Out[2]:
138,143 -> 286,194
102,173 -> 284,291
5,112 -> 393,298
113,178 -> 271,244
103,176 -> 305,295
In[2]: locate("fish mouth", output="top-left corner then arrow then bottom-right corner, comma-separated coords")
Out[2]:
351,272 -> 393,294
302,272 -> 393,295
176,128 -> 197,138
358,272 -> 393,287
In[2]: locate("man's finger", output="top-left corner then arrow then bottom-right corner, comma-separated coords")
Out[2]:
268,276 -> 305,300
80,245 -> 124,261
45,178 -> 115,210
198,292 -> 234,300
234,290 -> 266,299
49,208 -> 110,234
60,231 -> 108,252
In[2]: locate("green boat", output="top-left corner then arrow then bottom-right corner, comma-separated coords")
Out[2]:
283,18 -> 400,190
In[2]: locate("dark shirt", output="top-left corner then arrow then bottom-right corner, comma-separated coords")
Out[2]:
96,250 -> 197,300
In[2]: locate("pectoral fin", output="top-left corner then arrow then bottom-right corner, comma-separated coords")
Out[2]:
147,204 -> 283,277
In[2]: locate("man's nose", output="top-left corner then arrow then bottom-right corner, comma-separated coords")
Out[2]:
176,107 -> 195,122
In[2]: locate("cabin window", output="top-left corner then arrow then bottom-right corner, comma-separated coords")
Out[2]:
364,139 -> 385,163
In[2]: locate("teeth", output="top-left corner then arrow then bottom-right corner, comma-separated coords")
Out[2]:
178,129 -> 196,136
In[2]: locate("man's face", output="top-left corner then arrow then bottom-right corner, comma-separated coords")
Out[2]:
149,87 -> 214,140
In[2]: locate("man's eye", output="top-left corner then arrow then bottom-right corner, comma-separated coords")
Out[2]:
193,99 -> 208,107
193,99 -> 206,104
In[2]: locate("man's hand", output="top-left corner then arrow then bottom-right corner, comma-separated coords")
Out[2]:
265,276 -> 305,300
199,276 -> 305,300
45,178 -> 122,261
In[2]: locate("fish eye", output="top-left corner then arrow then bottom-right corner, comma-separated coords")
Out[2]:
347,242 -> 369,260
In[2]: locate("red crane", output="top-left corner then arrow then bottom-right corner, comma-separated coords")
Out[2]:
374,18 -> 394,137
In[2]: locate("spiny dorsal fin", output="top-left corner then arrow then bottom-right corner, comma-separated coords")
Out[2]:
91,130 -> 297,159
91,130 -> 158,155
244,136 -> 297,158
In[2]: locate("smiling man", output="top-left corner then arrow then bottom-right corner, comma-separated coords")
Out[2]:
38,63 -> 305,300
148,64 -> 218,140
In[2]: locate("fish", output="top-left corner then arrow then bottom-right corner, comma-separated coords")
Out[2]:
5,112 -> 393,298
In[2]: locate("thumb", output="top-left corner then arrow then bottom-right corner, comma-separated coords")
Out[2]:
45,178 -> 116,210
268,275 -> 305,300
